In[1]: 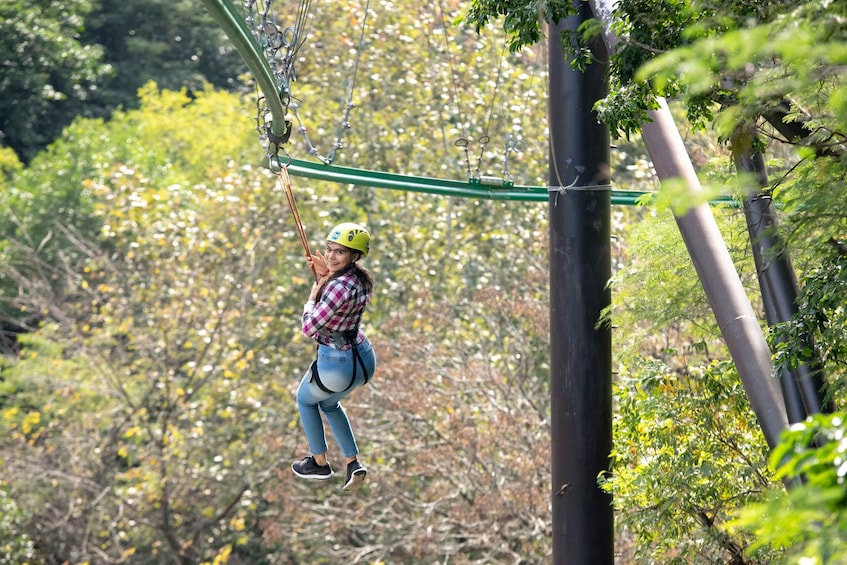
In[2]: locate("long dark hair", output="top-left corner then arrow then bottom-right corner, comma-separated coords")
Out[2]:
343,252 -> 374,294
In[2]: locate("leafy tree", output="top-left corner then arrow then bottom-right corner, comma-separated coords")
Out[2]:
0,483 -> 38,564
596,0 -> 847,275
2,162 -> 307,563
0,133 -> 558,565
462,0 -> 577,52
0,0 -> 247,163
602,197 -> 790,562
629,0 -> 847,145
81,0 -> 246,113
772,251 -> 847,402
731,412 -> 847,563
604,0 -> 847,557
605,357 -> 780,563
0,83 -> 256,339
0,0 -> 108,162
0,146 -> 22,184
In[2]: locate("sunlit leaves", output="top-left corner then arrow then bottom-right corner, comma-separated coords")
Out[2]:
772,253 -> 847,401
462,0 -> 576,52
608,201 -> 758,365
615,0 -> 847,144
730,412 -> 847,563
0,88 -> 307,561
605,358 -> 778,562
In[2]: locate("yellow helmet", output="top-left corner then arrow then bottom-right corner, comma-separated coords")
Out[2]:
327,222 -> 370,256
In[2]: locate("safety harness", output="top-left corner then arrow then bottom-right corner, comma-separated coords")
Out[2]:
309,328 -> 371,394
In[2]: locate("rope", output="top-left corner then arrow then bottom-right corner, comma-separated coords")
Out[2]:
482,40 -> 506,138
501,45 -> 540,182
275,165 -> 318,281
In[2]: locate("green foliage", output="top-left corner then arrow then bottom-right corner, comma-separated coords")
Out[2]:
0,0 -> 109,162
773,252 -> 847,402
1,162 -> 308,563
595,0 -> 701,137
0,147 -> 22,186
0,86 -> 280,562
603,187 -> 794,562
0,483 -> 39,564
81,0 -> 245,112
771,157 -> 847,276
604,357 -> 780,563
610,0 -> 699,83
730,412 -> 847,563
461,0 -> 577,52
626,0 -> 847,143
0,0 -> 246,162
607,201 -> 759,365
0,83 -> 255,332
594,0 -> 847,542
594,82 -> 660,142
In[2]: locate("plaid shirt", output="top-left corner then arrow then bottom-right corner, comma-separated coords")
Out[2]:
302,269 -> 370,349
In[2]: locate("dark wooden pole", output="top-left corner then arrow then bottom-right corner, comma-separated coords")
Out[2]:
548,2 -> 614,563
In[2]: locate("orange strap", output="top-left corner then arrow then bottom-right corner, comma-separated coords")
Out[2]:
276,166 -> 317,281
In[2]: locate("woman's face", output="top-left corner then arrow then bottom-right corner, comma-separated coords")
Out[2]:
324,242 -> 356,273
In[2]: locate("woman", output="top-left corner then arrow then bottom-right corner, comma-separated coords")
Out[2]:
291,222 -> 377,491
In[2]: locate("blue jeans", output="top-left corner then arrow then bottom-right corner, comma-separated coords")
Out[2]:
296,338 -> 376,459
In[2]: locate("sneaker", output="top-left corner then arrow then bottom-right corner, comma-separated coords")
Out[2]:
342,459 -> 367,491
291,456 -> 333,480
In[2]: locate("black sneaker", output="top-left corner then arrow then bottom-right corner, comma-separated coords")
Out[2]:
291,456 -> 333,480
342,459 -> 367,491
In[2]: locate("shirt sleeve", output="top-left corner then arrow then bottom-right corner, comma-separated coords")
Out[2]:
301,279 -> 353,339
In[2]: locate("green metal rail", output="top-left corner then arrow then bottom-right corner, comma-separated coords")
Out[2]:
203,0 -> 738,207
287,158 -> 657,205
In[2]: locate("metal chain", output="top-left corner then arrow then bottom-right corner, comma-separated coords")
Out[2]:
242,0 -> 369,165
244,0 -> 297,162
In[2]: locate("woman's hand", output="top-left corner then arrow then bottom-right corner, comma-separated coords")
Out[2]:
306,251 -> 329,278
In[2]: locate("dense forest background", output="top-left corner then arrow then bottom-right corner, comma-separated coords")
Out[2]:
2,0 -> 846,563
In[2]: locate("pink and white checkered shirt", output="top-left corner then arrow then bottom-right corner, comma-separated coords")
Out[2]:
302,269 -> 371,349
